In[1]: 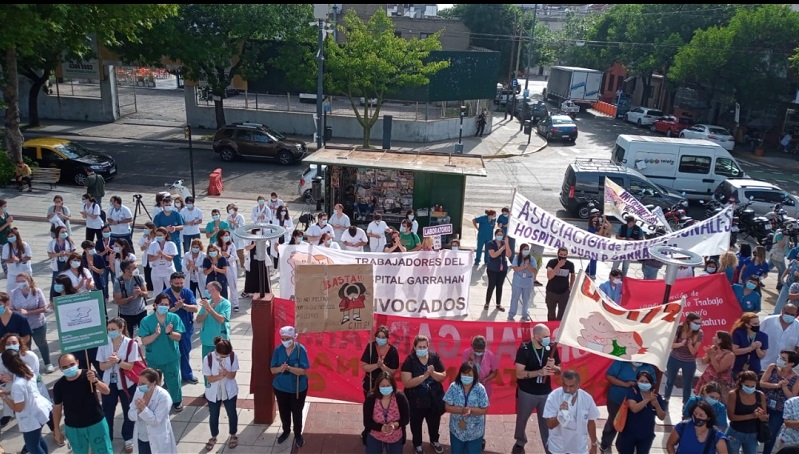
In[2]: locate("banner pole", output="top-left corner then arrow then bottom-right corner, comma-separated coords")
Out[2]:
85,349 -> 95,395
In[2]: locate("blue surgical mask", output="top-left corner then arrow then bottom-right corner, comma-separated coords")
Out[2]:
541,337 -> 551,347
461,375 -> 474,385
783,314 -> 796,324
156,305 -> 169,315
70,260 -> 82,269
408,215 -> 414,221
777,358 -> 788,368
6,236 -> 15,243
108,330 -> 120,340
451,246 -> 459,252
258,199 -> 265,205
113,246 -> 121,253
637,382 -> 652,392
5,344 -> 19,352
102,232 -> 111,238
705,396 -> 719,406
746,282 -> 757,290
706,267 -> 716,273
0,306 -> 5,316
186,203 -> 194,209
138,384 -> 150,393
690,322 -> 701,331
191,247 -> 200,254
63,365 -> 79,378
59,232 -> 69,239
415,348 -> 428,357
203,290 -> 211,298
321,220 -> 328,226
155,236 -> 165,243
53,284 -> 64,293
212,215 -> 220,221
163,205 -> 173,212
88,249 -> 96,255
522,249 -> 530,256
375,338 -> 388,346
222,236 -> 231,243
495,235 -> 503,241
379,386 -> 393,396
208,251 -> 218,258
742,385 -> 756,395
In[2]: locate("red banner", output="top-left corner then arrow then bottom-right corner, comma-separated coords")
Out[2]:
273,298 -> 613,414
621,273 -> 742,353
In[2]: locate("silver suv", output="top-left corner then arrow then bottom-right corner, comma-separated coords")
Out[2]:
713,179 -> 799,218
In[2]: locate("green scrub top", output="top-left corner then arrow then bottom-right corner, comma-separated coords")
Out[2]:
139,312 -> 185,363
198,298 -> 231,346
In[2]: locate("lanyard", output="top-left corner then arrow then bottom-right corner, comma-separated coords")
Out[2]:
379,395 -> 393,423
462,385 -> 473,407
533,347 -> 547,383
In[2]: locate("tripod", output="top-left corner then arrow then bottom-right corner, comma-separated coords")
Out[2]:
131,194 -> 152,229
298,201 -> 316,232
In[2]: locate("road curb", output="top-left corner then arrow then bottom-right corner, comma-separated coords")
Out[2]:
483,143 -> 548,160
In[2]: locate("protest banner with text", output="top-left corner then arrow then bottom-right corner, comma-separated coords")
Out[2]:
603,177 -> 671,232
294,263 -> 374,334
621,274 -> 742,353
54,290 -> 109,352
279,245 -> 473,318
273,298 -> 614,413
508,192 -> 732,261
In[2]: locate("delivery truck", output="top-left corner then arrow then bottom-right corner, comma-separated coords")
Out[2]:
544,66 -> 603,104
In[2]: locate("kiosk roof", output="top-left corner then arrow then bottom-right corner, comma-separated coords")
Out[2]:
302,146 -> 487,177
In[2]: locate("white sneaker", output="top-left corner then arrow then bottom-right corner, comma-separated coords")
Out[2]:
45,364 -> 56,374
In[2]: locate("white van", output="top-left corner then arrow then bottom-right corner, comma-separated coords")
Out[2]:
610,135 -> 747,200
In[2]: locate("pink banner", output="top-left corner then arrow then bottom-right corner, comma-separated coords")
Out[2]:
273,298 -> 613,414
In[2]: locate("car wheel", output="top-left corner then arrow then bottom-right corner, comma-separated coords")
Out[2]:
637,119 -> 642,126
679,133 -> 685,138
219,147 -> 237,162
546,132 -> 552,141
73,172 -> 86,186
576,204 -> 591,219
278,150 -> 294,166
666,129 -> 673,137
650,125 -> 657,132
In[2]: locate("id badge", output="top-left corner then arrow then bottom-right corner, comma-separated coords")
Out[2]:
458,418 -> 467,430
110,372 -> 118,384
769,399 -> 777,410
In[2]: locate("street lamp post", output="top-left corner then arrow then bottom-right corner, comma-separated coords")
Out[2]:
455,105 -> 466,153
647,246 -> 704,305
183,125 -> 196,197
316,18 -> 324,150
523,3 -> 538,102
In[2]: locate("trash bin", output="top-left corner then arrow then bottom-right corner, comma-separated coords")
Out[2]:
523,120 -> 533,135
454,143 -> 464,154
324,126 -> 333,141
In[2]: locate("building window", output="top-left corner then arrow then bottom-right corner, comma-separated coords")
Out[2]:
606,74 -> 615,92
419,32 -> 430,39
616,77 -> 623,92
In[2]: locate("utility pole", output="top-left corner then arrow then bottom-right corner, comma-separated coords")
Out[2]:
316,18 -> 324,150
507,11 -> 517,84
523,4 -> 538,100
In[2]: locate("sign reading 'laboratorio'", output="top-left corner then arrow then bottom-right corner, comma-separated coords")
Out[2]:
53,291 -> 109,352
279,245 -> 473,318
508,192 -> 732,261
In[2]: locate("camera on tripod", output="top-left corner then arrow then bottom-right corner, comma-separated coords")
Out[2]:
133,194 -> 143,200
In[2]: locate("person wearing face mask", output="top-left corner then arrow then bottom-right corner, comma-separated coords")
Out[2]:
341,225 -> 368,252
683,382 -> 729,431
508,243 -> 537,322
615,370 -> 666,454
599,360 -> 656,452
1,228 -> 32,293
666,400 -> 729,454
153,197 -> 185,272
703,258 -> 721,276
97,224 -> 115,298
138,221 -> 157,291
598,269 -> 623,305
472,209 -> 496,266
179,196 -> 203,255
183,239 -> 207,296
404,210 -> 419,236
444,362 -> 490,453
384,229 -> 407,253
0,333 -> 53,434
726,370 -> 768,454
139,294 -> 185,412
665,313 -> 704,407
731,313 -> 768,378
774,259 -> 799,314
318,232 -> 341,250
461,336 -> 499,401
739,245 -> 770,288
202,337 -> 240,451
513,324 -> 561,454
225,204 -> 246,267
760,304 -> 799,371
128,368 -> 178,454
80,194 -> 104,242
497,207 -> 515,261
449,239 -> 461,252
47,194 -> 72,238
484,228 -> 511,312
146,227 -> 178,293
251,195 -> 274,225
205,208 -> 230,246
203,244 -> 229,299
696,331 -> 736,400
0,199 -> 13,278
162,272 -> 200,385
0,349 -> 50,454
52,353 -> 114,454
612,216 -> 643,277
9,273 -> 53,373
269,326 -> 310,448
216,230 -> 240,311
362,372 -> 410,454
760,350 -> 799,454
58,251 -> 95,294
111,238 -> 137,278
197,282 -> 231,386
732,276 -> 762,313
113,260 -> 148,338
366,214 -> 388,252
399,220 -> 421,252
96,318 -> 141,452
107,195 -> 133,246
82,240 -> 108,302
361,326 -> 400,398
47,225 -> 75,302
306,212 -> 334,245
721,251 -> 739,285
543,370 -> 600,454
401,334 -> 446,454
546,247 -> 576,321
270,207 -> 294,268
329,204 -> 351,246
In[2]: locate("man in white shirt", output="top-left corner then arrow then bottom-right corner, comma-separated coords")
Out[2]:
329,204 -> 351,244
267,192 -> 284,216
366,214 -> 388,252
760,304 -> 799,370
180,196 -> 204,252
251,195 -> 273,224
543,370 -> 599,454
107,196 -> 133,245
306,213 -> 335,245
340,226 -> 368,252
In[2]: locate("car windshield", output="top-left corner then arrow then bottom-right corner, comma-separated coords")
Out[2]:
54,142 -> 92,159
648,110 -> 664,117
266,129 -> 286,141
552,118 -> 573,125
708,127 -> 730,135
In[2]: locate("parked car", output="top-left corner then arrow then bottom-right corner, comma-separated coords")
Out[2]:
537,114 -> 578,142
624,107 -> 665,126
713,179 -> 799,218
22,138 -> 117,186
517,100 -> 549,124
298,164 -> 327,202
679,124 -> 735,151
651,115 -> 694,137
212,122 -> 308,165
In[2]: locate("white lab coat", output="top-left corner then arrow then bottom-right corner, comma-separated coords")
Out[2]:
128,386 -> 177,454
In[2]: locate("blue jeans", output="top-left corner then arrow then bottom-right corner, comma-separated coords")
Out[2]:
208,396 -> 238,437
508,285 -> 533,319
642,264 -> 660,280
138,440 -> 152,454
764,409 -> 784,454
665,355 -> 697,405
365,433 -> 403,454
475,237 -> 490,264
102,383 -> 136,442
774,281 -> 795,314
726,426 -> 758,454
22,427 -> 48,454
179,323 -> 196,381
615,432 -> 654,454
770,257 -> 786,287
612,260 -> 631,276
587,259 -> 597,277
450,434 -> 483,454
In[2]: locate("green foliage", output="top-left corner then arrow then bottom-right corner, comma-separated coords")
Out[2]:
0,152 -> 15,185
325,10 -> 449,147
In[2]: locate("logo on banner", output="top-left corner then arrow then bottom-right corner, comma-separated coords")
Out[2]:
295,264 -> 374,333
558,272 -> 682,369
603,177 -> 671,232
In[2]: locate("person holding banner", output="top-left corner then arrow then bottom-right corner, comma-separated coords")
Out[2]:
665,313 -> 704,407
484,229 -> 511,312
362,372 -> 410,454
587,209 -> 612,279
612,216 -> 643,277
731,313 -> 768,378
696,331 -> 736,400
498,207 -> 516,262
599,360 -> 657,452
444,362 -> 490,453
543,369 -> 600,454
401,334 -> 447,454
97,317 -> 139,452
545,247 -> 575,321
666,400 -> 729,454
472,210 -> 496,266
508,243 -> 537,321
615,370 -> 666,454
139,293 -> 185,412
270,326 -> 310,448
360,326 -> 400,398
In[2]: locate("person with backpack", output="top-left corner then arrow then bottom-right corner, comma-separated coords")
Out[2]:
80,194 -> 104,242
97,317 -> 144,453
666,400 -> 728,454
113,260 -> 149,336
197,281 -> 231,386
84,168 -> 106,207
202,337 -> 240,451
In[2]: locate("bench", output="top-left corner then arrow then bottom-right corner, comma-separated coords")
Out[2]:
30,167 -> 61,190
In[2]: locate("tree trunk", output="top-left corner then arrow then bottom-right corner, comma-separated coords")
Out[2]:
27,69 -> 50,128
362,123 -> 371,148
213,97 -> 226,130
3,47 -> 24,162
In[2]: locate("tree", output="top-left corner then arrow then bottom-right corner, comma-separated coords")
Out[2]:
325,10 -> 449,147
113,4 -> 314,129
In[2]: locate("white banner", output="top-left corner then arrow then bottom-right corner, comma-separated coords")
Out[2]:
558,271 -> 683,369
508,192 -> 732,261
603,177 -> 672,232
278,245 -> 474,318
